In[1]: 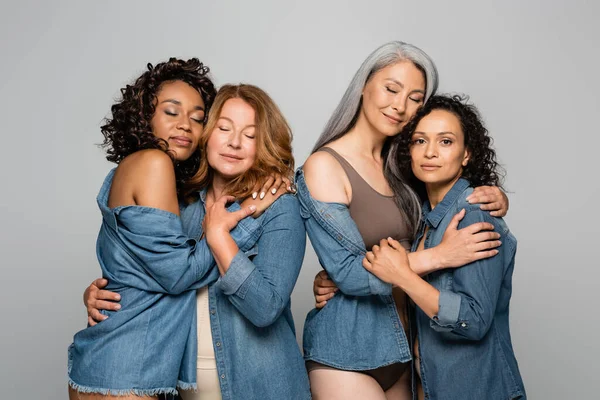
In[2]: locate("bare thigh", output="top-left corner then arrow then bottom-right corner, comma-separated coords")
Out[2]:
309,368 -> 387,400
68,386 -> 157,400
384,366 -> 412,400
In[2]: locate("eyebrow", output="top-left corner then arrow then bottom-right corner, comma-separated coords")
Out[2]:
160,99 -> 205,111
218,116 -> 256,128
413,131 -> 458,137
385,79 -> 425,94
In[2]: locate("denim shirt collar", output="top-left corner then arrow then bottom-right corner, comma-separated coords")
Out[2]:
423,178 -> 470,229
198,187 -> 208,204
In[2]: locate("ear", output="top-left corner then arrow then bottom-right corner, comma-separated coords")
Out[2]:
462,148 -> 471,167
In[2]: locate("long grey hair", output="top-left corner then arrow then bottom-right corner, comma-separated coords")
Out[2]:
311,41 -> 439,236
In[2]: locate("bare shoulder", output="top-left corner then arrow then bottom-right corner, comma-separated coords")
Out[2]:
111,149 -> 179,213
303,150 -> 350,204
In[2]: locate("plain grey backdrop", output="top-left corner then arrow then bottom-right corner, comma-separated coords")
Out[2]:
1,1 -> 598,398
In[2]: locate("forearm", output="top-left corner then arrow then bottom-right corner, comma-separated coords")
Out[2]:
408,248 -> 444,276
305,219 -> 391,296
394,271 -> 440,319
219,256 -> 291,327
207,231 -> 240,276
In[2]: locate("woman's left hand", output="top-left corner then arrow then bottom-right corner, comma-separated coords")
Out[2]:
362,238 -> 412,284
466,186 -> 509,217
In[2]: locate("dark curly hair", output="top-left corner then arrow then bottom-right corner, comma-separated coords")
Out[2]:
100,57 -> 217,190
394,94 -> 504,199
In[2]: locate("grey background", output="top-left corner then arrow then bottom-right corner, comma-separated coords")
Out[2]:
1,1 -> 598,398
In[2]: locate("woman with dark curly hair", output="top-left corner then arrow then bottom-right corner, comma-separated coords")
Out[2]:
68,60 -> 303,399
362,95 -> 526,400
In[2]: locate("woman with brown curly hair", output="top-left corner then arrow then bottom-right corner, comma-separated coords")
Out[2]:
68,60 -> 307,399
362,95 -> 526,400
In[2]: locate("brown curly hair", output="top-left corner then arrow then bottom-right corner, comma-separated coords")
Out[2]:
100,57 -> 216,190
393,94 -> 505,198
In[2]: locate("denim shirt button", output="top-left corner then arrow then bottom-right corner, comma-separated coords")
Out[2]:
210,309 -> 216,315
216,341 -> 221,347
337,235 -> 342,240
221,374 -> 226,379
460,322 -> 467,328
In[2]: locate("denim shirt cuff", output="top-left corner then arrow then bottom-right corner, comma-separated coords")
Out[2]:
433,290 -> 461,327
228,203 -> 262,250
215,250 -> 256,295
368,273 -> 393,295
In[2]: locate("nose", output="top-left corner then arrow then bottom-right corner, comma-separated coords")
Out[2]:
228,131 -> 242,149
424,141 -> 437,158
391,95 -> 407,114
176,115 -> 191,132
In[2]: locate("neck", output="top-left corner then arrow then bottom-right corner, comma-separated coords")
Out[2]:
206,174 -> 229,205
342,113 -> 389,160
426,175 -> 463,209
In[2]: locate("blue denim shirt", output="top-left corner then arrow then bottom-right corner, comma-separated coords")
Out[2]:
68,169 -> 310,399
411,178 -> 525,400
295,168 -> 412,370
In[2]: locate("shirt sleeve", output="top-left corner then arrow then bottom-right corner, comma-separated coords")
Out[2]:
428,209 -> 515,341
214,195 -> 306,328
104,204 -> 262,295
295,175 -> 392,296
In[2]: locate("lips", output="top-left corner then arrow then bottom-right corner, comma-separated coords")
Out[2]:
220,153 -> 243,161
420,164 -> 441,171
383,113 -> 403,124
170,136 -> 192,147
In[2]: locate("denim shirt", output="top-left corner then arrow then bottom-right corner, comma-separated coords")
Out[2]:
68,169 -> 310,399
295,168 -> 412,370
411,178 -> 525,400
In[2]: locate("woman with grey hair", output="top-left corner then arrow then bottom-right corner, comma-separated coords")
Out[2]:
296,41 -> 509,399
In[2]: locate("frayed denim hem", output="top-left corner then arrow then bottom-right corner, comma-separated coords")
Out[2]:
68,378 -> 180,396
176,380 -> 197,392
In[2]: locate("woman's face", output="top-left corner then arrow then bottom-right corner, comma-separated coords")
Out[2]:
206,98 -> 258,180
410,109 -> 470,188
361,60 -> 426,137
150,80 -> 206,161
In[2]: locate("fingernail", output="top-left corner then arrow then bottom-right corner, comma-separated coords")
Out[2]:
115,304 -> 121,310
115,294 -> 121,300
252,192 -> 257,199
249,205 -> 257,212
271,188 -> 277,195
260,192 -> 265,200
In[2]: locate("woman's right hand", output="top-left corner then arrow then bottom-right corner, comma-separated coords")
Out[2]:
436,209 -> 502,268
84,278 -> 121,326
203,195 -> 256,243
313,270 -> 338,309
